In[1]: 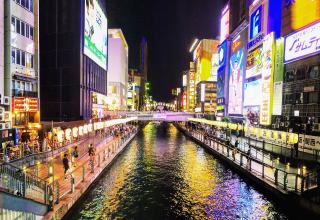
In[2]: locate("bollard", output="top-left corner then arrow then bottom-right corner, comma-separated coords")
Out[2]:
274,169 -> 278,185
70,176 -> 75,193
284,173 -> 288,190
262,164 -> 264,178
82,166 -> 85,182
55,182 -> 60,204
240,154 -> 243,166
98,154 -> 101,167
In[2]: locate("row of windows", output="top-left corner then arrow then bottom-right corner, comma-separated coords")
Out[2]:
12,47 -> 34,69
285,66 -> 320,83
11,16 -> 34,40
12,80 -> 34,92
284,92 -> 319,105
13,0 -> 33,13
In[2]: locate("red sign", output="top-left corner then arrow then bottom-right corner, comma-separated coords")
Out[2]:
13,97 -> 39,112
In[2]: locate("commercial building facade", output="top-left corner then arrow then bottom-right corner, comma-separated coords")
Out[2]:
107,29 -> 128,111
127,69 -> 142,111
40,0 -> 108,121
193,39 -> 219,113
0,0 -> 40,149
279,0 -> 320,134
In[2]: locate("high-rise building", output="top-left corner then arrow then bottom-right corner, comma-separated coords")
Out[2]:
107,29 -> 129,111
140,37 -> 148,81
127,69 -> 142,111
0,1 -> 3,100
2,0 -> 40,144
40,0 -> 108,121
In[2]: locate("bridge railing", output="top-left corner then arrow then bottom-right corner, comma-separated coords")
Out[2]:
0,162 -> 49,205
185,127 -> 317,194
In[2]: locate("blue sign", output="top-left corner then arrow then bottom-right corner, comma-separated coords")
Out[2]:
218,40 -> 228,68
250,5 -> 263,40
247,33 -> 264,50
217,67 -> 225,100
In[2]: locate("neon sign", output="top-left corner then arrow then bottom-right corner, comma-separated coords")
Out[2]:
284,21 -> 320,63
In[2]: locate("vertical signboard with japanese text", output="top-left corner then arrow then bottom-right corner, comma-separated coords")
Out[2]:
260,33 -> 275,125
272,38 -> 284,116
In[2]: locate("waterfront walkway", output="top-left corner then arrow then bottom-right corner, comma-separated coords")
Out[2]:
178,124 -> 317,194
43,129 -> 137,220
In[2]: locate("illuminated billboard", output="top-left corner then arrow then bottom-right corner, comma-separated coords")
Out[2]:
218,40 -> 228,68
273,38 -> 284,116
260,33 -> 274,125
246,46 -> 263,79
284,21 -> 320,63
250,5 -> 263,40
220,4 -> 230,43
217,68 -> 225,101
244,79 -> 262,107
84,0 -> 108,70
229,48 -> 244,115
290,0 -> 320,31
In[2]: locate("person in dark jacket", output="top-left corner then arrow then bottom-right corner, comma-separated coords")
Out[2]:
63,154 -> 69,179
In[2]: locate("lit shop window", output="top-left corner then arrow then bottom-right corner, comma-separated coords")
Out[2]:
11,16 -> 34,40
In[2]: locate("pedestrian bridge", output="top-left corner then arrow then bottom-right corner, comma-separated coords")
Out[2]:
124,112 -> 194,122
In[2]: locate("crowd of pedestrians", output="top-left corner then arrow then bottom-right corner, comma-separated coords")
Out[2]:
61,124 -> 137,179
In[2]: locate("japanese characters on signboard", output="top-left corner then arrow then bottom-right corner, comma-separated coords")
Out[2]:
284,21 -> 320,63
247,0 -> 265,51
260,33 -> 274,125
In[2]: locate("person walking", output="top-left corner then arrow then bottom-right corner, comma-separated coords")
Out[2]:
72,146 -> 79,167
63,154 -> 70,179
88,144 -> 95,173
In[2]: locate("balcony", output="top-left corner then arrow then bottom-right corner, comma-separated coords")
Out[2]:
12,89 -> 38,98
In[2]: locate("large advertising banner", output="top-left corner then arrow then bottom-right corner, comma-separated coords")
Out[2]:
284,20 -> 320,64
244,80 -> 261,107
260,33 -> 275,125
84,0 -> 108,70
229,48 -> 245,115
246,46 -> 263,79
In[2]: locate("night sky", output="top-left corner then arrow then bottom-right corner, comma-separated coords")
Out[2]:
106,0 -> 228,102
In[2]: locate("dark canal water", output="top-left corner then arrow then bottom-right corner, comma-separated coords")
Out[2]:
68,123 -> 290,220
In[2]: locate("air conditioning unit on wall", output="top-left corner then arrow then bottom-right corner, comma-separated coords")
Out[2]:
3,96 -> 10,105
0,123 -> 5,130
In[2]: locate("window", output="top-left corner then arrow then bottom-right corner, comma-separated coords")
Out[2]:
30,27 -> 33,40
285,70 -> 295,83
21,21 -> 25,36
16,49 -> 21,65
11,49 -> 16,64
30,55 -> 34,68
11,17 -> 15,32
309,66 -> 319,79
21,51 -> 25,66
16,19 -> 20,34
29,0 -> 33,12
296,68 -> 306,81
25,0 -> 29,10
25,24 -> 29,38
309,92 -> 319,104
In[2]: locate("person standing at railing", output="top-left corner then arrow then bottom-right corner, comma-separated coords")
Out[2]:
88,144 -> 95,173
72,146 -> 79,167
63,154 -> 70,179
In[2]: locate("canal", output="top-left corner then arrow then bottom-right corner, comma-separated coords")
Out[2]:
67,123 -> 291,219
